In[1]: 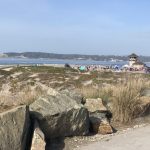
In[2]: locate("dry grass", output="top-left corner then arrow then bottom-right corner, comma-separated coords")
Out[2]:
111,77 -> 150,123
0,84 -> 47,109
80,76 -> 150,123
15,85 -> 46,105
0,66 -> 150,122
80,85 -> 100,99
80,85 -> 113,101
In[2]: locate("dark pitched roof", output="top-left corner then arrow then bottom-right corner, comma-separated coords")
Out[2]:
128,53 -> 138,58
133,61 -> 145,65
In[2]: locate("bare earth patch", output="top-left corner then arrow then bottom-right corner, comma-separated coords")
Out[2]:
11,72 -> 22,78
2,67 -> 13,71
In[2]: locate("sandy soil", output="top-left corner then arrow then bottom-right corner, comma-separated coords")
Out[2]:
77,124 -> 150,150
11,72 -> 22,78
2,67 -> 13,71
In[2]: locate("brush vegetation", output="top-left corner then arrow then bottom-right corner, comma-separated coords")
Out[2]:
0,66 -> 150,123
81,76 -> 150,123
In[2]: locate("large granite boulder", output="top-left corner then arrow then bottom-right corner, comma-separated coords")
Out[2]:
29,94 -> 89,139
84,98 -> 113,134
0,105 -> 30,150
60,89 -> 85,104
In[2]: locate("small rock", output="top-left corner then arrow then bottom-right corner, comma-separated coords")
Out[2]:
84,98 -> 113,135
98,123 -> 113,134
141,88 -> 150,97
84,98 -> 107,112
31,121 -> 46,150
90,113 -> 113,134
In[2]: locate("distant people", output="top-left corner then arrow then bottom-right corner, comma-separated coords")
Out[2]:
64,63 -> 71,68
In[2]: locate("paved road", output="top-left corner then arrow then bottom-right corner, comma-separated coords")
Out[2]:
78,125 -> 150,150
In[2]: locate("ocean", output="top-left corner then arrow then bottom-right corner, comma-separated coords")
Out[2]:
0,58 -> 149,67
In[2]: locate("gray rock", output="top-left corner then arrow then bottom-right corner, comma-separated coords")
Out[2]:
89,111 -> 113,134
60,89 -> 85,104
141,88 -> 150,97
31,121 -> 46,150
84,98 -> 113,134
30,94 -> 89,139
0,105 -> 30,150
84,98 -> 107,112
135,96 -> 150,117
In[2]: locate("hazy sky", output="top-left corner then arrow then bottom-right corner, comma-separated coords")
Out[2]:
0,0 -> 150,55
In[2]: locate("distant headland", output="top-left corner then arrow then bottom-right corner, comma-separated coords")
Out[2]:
0,52 -> 150,62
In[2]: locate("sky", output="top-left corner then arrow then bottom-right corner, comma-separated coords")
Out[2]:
0,0 -> 150,55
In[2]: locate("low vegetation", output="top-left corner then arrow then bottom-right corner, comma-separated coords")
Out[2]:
0,84 -> 46,110
111,77 -> 150,123
80,76 -> 150,123
0,66 -> 150,123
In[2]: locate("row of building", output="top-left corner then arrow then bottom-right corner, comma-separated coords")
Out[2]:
74,53 -> 149,73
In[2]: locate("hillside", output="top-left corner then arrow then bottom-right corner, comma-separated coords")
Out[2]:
3,52 -> 150,62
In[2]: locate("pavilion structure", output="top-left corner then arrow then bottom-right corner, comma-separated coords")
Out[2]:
128,53 -> 146,69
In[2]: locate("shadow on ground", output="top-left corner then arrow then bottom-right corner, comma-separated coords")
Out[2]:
45,137 -> 65,150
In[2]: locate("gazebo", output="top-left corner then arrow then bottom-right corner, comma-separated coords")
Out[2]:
128,53 -> 146,70
128,53 -> 138,66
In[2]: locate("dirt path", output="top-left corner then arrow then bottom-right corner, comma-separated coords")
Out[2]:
77,125 -> 150,150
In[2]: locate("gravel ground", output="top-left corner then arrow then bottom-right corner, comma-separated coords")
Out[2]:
76,124 -> 150,150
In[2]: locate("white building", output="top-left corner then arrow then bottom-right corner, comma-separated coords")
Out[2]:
128,53 -> 146,69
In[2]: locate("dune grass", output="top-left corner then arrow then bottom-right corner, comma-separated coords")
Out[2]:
111,77 -> 150,123
0,66 -> 150,122
0,84 -> 46,109
80,76 -> 150,123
